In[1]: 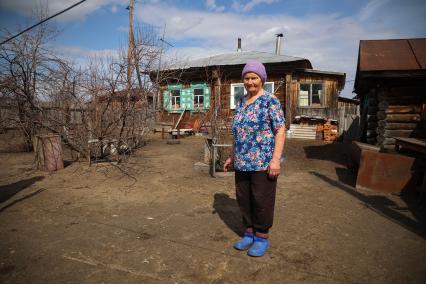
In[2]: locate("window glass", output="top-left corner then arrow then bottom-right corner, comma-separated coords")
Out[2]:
171,89 -> 180,110
299,83 -> 323,107
312,83 -> 322,105
193,88 -> 204,108
230,83 -> 246,109
230,81 -> 274,109
234,86 -> 245,101
264,82 -> 274,94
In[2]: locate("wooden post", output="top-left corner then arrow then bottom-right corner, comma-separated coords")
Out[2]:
161,127 -> 165,139
285,74 -> 292,129
177,128 -> 180,139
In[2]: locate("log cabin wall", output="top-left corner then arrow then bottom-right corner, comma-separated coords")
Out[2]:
353,38 -> 426,149
158,81 -> 211,128
373,85 -> 426,150
157,67 -> 344,131
158,71 -> 289,130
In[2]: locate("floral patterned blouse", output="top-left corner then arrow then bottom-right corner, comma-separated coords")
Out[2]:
232,91 -> 285,171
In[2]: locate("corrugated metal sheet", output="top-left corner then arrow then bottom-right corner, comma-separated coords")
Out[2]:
164,51 -> 311,70
359,38 -> 426,71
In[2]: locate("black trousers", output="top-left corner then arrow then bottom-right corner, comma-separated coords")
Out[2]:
235,170 -> 277,234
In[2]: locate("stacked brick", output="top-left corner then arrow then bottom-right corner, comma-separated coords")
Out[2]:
323,120 -> 338,142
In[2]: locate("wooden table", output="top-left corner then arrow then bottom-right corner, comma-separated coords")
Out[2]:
394,137 -> 426,154
394,137 -> 426,195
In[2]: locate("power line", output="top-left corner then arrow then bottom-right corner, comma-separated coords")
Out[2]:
0,0 -> 87,46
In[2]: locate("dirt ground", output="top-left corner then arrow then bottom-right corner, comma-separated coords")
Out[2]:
1,133 -> 425,283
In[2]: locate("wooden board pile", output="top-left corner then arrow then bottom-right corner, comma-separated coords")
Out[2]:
323,120 -> 338,142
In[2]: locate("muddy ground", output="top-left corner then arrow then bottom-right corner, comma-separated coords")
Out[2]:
0,133 -> 425,283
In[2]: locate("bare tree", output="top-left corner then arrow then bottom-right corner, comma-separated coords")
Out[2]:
0,9 -> 63,151
0,10 -> 176,164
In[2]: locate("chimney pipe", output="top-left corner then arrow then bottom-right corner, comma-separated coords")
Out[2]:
275,33 -> 283,55
237,38 -> 242,52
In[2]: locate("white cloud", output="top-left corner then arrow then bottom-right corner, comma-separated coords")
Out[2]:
4,0 -> 424,98
0,0 -> 128,22
50,44 -> 119,67
134,1 -> 425,97
206,0 -> 225,12
359,0 -> 390,21
232,0 -> 278,13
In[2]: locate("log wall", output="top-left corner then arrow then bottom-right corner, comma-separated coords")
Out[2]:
375,86 -> 426,150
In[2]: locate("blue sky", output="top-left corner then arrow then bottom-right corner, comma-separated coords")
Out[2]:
1,0 -> 425,97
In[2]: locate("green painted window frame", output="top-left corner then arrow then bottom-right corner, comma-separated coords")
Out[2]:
164,83 -> 211,113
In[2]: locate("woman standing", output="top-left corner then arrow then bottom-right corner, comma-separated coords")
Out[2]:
224,60 -> 285,257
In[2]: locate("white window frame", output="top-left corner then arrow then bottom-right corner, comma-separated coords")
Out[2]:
193,87 -> 204,110
263,82 -> 274,95
230,82 -> 274,109
170,89 -> 180,110
298,82 -> 324,107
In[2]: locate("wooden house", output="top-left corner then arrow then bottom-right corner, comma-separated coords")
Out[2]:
152,47 -> 345,137
354,38 -> 426,150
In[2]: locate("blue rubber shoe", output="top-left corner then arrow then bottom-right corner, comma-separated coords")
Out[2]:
247,236 -> 270,257
233,233 -> 254,251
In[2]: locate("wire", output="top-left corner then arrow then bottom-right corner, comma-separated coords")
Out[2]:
0,0 -> 87,46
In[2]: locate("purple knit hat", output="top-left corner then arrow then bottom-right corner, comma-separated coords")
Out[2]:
242,60 -> 267,83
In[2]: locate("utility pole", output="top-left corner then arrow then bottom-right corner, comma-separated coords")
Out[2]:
120,0 -> 134,139
127,0 -> 134,91
154,24 -> 166,113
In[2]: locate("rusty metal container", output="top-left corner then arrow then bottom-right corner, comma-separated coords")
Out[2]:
356,150 -> 417,193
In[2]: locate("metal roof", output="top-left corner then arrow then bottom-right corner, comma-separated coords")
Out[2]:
358,38 -> 426,71
294,68 -> 345,77
164,51 -> 311,70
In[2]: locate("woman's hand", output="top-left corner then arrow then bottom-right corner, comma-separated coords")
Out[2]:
223,157 -> 233,172
268,158 -> 281,179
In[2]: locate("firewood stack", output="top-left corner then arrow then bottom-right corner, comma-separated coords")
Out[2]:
323,120 -> 338,142
376,88 -> 425,150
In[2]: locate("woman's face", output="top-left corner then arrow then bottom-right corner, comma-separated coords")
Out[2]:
243,72 -> 263,95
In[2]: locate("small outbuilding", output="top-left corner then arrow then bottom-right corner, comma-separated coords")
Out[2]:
354,38 -> 426,150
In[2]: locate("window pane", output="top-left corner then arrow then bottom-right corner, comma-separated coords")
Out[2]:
264,83 -> 273,94
299,84 -> 309,106
299,90 -> 309,106
312,84 -> 323,94
171,89 -> 180,97
194,88 -> 204,96
312,84 -> 322,105
234,86 -> 245,101
300,84 -> 310,93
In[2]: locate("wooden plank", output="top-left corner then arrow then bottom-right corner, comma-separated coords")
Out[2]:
376,136 -> 396,145
394,137 -> 426,154
377,121 -> 420,130
376,111 -> 421,122
385,105 -> 421,114
380,129 -> 426,138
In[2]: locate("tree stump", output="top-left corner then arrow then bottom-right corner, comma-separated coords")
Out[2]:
35,134 -> 64,171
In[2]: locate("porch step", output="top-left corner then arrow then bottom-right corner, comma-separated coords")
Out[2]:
289,124 -> 317,140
